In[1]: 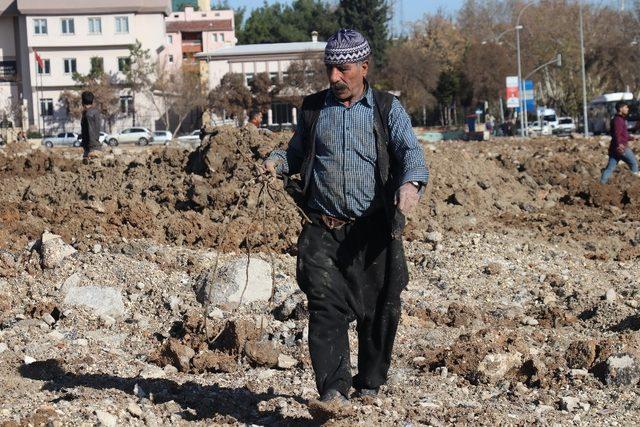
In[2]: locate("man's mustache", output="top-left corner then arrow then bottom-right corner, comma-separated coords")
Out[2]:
332,82 -> 348,91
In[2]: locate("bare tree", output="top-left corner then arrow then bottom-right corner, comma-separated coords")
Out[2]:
208,73 -> 252,124
249,72 -> 274,113
278,57 -> 327,108
60,72 -> 120,132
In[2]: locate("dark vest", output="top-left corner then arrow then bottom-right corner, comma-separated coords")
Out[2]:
284,88 -> 406,237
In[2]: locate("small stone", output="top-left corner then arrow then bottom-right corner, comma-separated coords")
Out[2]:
566,340 -> 597,369
92,244 -> 102,254
626,300 -> 639,309
277,354 -> 298,369
208,307 -> 224,319
133,383 -> 147,398
168,296 -> 181,312
604,353 -> 640,386
569,368 -> 589,378
136,282 -> 145,290
605,288 -> 617,302
39,231 -> 77,269
73,338 -> 88,346
0,342 -> 8,353
476,352 -> 523,383
163,365 -> 178,375
95,410 -> 117,427
561,396 -> 580,412
579,402 -> 591,411
435,366 -> 448,378
139,364 -> 166,379
42,313 -> 56,326
425,231 -> 443,244
100,315 -> 116,327
23,355 -> 36,365
126,402 -> 143,418
47,330 -> 65,341
521,316 -> 539,326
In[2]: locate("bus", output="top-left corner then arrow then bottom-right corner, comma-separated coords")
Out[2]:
588,92 -> 639,135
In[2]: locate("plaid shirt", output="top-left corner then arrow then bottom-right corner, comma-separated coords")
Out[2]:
269,86 -> 429,219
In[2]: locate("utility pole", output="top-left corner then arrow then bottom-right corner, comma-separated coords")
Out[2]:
579,0 -> 589,136
516,25 -> 524,137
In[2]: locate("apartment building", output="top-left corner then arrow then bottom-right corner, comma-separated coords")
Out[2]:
163,2 -> 235,71
0,0 -> 170,134
0,1 -> 22,127
196,33 -> 326,125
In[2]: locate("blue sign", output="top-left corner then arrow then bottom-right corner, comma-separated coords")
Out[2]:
515,80 -> 535,113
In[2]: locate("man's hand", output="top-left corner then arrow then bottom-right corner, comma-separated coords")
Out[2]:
260,159 -> 278,180
395,182 -> 420,214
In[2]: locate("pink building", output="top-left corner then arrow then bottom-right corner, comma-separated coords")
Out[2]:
163,4 -> 234,69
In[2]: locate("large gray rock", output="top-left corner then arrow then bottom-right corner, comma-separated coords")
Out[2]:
64,284 -> 125,318
195,257 -> 273,306
604,353 -> 640,386
40,231 -> 76,269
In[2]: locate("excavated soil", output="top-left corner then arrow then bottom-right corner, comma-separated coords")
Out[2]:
2,130 -> 640,425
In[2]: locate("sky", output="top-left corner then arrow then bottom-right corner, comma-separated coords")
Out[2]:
230,0 -> 466,24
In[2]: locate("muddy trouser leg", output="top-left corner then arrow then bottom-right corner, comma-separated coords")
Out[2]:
350,228 -> 408,391
297,221 -> 354,397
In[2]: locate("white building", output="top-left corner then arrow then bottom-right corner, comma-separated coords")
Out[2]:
196,34 -> 326,125
0,0 -> 170,134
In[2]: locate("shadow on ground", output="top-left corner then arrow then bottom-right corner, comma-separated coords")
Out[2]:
20,359 -> 315,426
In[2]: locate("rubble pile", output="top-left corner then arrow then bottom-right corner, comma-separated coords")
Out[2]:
1,133 -> 640,424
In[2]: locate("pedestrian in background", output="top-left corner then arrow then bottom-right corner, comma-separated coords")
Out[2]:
600,101 -> 639,184
80,91 -> 102,159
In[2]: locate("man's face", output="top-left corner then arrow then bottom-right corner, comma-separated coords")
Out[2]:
326,61 -> 368,101
620,105 -> 629,116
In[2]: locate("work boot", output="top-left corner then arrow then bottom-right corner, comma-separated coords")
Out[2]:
308,389 -> 351,421
352,387 -> 379,398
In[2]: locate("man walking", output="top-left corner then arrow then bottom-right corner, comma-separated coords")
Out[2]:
600,100 -> 639,183
80,91 -> 102,159
264,29 -> 428,409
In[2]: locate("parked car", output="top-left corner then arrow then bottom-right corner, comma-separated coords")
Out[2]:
152,130 -> 173,144
554,117 -> 576,135
176,130 -> 202,144
42,132 -> 79,148
108,127 -> 153,146
528,121 -> 553,136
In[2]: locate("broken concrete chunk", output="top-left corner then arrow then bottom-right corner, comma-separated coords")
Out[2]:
604,353 -> 640,386
39,231 -> 77,269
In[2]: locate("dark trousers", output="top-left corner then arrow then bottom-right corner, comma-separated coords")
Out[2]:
296,210 -> 408,397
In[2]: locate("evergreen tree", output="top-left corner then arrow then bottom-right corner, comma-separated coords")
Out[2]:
239,0 -> 339,44
338,0 -> 390,68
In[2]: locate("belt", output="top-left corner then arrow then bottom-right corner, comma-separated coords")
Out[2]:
320,214 -> 354,230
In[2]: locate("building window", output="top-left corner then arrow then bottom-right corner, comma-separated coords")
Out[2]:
212,33 -> 217,42
167,34 -> 173,44
120,96 -> 133,114
168,54 -> 174,64
269,72 -> 279,85
63,58 -> 77,74
118,57 -> 131,72
201,13 -> 207,17
88,17 -> 102,34
115,16 -> 129,34
40,98 -> 54,116
90,57 -> 104,74
61,18 -> 74,34
34,19 -> 47,35
220,33 -> 225,42
245,73 -> 254,86
37,59 -> 51,75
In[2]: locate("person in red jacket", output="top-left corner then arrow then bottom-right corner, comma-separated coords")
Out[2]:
600,101 -> 640,184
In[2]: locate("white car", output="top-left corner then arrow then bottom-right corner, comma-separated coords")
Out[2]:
528,121 -> 553,136
108,127 -> 153,146
42,132 -> 79,148
554,117 -> 576,135
177,130 -> 201,144
152,130 -> 173,144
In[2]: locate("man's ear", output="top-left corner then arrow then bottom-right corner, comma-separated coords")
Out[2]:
361,60 -> 369,77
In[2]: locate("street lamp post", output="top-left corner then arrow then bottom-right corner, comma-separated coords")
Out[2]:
579,0 -> 589,137
516,24 -> 524,137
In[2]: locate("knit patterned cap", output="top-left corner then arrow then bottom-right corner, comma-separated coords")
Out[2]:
324,28 -> 371,65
